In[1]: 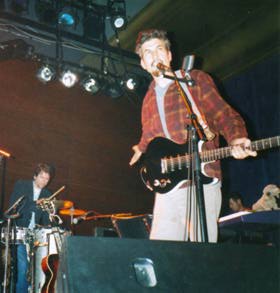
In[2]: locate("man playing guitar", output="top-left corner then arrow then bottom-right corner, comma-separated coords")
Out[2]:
129,29 -> 257,243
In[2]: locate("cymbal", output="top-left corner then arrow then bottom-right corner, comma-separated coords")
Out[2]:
54,200 -> 74,210
59,209 -> 86,216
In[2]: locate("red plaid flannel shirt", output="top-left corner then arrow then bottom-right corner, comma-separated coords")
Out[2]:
137,70 -> 248,179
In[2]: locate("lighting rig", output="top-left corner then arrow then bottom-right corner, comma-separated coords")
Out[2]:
0,0 -> 150,99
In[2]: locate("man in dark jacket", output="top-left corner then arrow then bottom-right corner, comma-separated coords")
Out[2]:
9,163 -> 54,293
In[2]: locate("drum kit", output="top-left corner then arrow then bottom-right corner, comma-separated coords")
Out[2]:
0,186 -> 152,293
0,187 -> 89,293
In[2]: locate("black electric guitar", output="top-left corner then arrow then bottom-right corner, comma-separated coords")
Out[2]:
140,136 -> 280,194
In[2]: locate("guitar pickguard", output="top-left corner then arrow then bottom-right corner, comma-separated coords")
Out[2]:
141,138 -> 213,194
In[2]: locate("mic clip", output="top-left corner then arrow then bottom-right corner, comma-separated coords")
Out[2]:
184,71 -> 195,87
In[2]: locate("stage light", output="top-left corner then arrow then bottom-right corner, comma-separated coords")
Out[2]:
82,76 -> 100,94
111,14 -> 126,30
58,6 -> 78,27
108,0 -> 127,31
124,74 -> 139,91
60,69 -> 78,88
37,65 -> 55,83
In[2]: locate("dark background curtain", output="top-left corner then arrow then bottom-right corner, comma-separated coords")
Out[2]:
218,52 -> 280,215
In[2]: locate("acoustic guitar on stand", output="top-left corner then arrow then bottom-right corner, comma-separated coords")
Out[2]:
40,228 -> 62,293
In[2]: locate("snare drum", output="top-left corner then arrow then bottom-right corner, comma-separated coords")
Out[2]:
1,227 -> 29,244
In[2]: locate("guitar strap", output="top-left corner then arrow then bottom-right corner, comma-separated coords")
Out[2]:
177,70 -> 215,141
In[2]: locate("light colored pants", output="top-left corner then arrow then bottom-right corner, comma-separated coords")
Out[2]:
150,181 -> 222,243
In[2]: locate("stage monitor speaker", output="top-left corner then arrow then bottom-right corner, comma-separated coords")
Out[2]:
57,237 -> 279,293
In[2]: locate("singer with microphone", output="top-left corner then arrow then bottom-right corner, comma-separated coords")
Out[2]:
8,163 -> 55,293
129,29 -> 256,243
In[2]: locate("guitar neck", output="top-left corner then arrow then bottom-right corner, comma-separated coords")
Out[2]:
201,136 -> 280,162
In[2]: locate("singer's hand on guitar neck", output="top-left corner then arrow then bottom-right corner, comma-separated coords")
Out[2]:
230,137 -> 257,159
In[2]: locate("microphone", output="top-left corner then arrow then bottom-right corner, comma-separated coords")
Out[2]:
4,195 -> 25,215
181,55 -> 195,87
72,211 -> 94,224
156,63 -> 171,72
182,55 -> 195,72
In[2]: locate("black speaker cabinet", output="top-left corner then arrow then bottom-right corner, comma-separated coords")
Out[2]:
57,237 -> 279,293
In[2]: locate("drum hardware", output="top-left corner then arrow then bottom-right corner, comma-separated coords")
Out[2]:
1,226 -> 30,245
26,230 -> 36,293
71,211 -> 135,224
1,213 -> 21,293
38,199 -> 73,214
2,195 -> 26,293
1,186 -> 67,293
72,211 -> 96,224
59,208 -> 86,225
54,200 -> 73,210
37,185 -> 66,225
59,208 -> 134,225
38,199 -> 63,225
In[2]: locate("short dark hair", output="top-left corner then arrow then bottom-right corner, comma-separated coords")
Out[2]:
229,193 -> 244,204
135,29 -> 170,56
33,163 -> 55,178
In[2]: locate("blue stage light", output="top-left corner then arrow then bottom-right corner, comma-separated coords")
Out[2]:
58,7 -> 77,26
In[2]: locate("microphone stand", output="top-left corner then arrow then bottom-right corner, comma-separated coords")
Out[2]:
0,156 -> 6,217
2,196 -> 26,293
163,69 -> 208,243
2,213 -> 20,293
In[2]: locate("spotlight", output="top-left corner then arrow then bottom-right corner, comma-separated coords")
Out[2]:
60,69 -> 78,88
58,7 -> 78,27
111,14 -> 126,30
108,0 -> 127,31
124,74 -> 139,91
37,65 -> 55,83
82,76 -> 100,94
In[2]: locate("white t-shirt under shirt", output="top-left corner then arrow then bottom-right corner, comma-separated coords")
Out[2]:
28,182 -> 41,229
